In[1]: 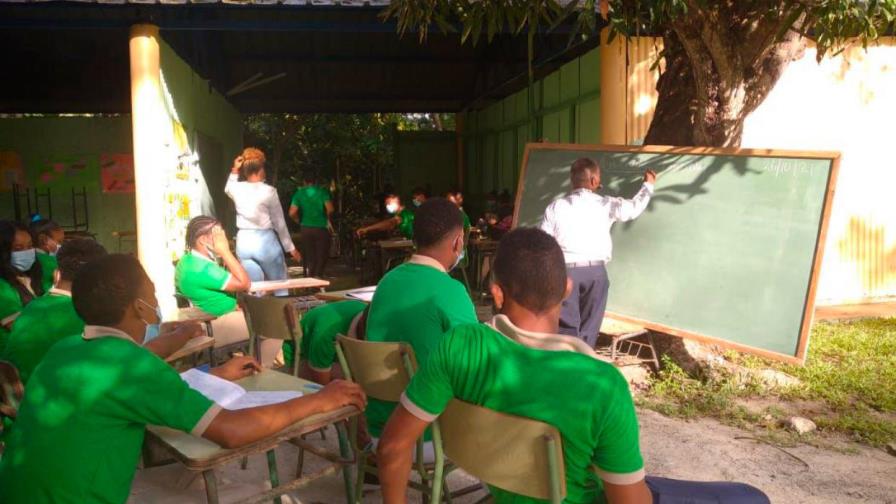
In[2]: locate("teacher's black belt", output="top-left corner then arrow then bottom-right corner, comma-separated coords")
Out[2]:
566,260 -> 606,268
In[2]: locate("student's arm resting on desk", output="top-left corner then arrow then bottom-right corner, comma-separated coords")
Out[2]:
356,216 -> 400,237
202,371 -> 367,449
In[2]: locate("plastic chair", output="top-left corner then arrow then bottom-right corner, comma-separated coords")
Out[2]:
334,336 -> 453,504
237,294 -> 302,375
0,361 -> 24,458
438,399 -> 566,504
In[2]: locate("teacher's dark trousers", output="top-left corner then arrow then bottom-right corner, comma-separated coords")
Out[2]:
559,262 -> 609,348
300,226 -> 331,278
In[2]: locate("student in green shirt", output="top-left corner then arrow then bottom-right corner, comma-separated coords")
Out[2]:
0,220 -> 45,353
355,189 -> 427,241
445,188 -> 471,232
175,216 -> 282,367
0,254 -> 366,504
364,197 -> 477,443
4,239 -> 205,385
290,300 -> 367,384
29,218 -> 64,293
378,228 -> 652,504
289,174 -> 335,278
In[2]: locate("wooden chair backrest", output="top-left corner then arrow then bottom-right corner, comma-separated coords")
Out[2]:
335,336 -> 415,402
439,399 -> 567,502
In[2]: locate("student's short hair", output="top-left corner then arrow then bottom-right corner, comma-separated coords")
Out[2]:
413,197 -> 463,249
72,254 -> 150,326
29,219 -> 62,245
493,228 -> 567,313
56,239 -> 108,282
411,187 -> 427,197
570,157 -> 599,187
240,147 -> 266,178
185,215 -> 220,250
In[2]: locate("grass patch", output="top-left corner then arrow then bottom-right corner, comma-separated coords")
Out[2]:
638,317 -> 896,447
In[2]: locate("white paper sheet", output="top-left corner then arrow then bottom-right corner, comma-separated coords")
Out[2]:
346,286 -> 377,302
224,391 -> 303,410
180,368 -> 246,407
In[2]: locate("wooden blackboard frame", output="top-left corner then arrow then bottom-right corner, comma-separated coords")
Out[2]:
512,143 -> 841,364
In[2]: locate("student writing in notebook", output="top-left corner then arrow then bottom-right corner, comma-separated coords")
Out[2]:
0,254 -> 366,504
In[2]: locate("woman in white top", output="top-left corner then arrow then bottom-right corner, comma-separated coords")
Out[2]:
224,148 -> 300,295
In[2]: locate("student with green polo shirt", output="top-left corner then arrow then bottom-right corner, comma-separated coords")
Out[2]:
378,228 -> 651,504
287,300 -> 367,384
356,191 -> 425,241
0,220 -> 44,353
29,218 -> 64,292
289,174 -> 334,278
0,254 -> 366,504
176,216 -> 282,367
364,197 -> 477,448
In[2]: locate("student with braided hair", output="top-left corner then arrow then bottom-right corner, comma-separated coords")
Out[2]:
175,216 -> 282,366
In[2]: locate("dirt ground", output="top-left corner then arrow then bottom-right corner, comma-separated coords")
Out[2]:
130,407 -> 896,503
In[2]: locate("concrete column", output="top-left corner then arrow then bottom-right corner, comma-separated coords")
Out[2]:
129,24 -> 177,315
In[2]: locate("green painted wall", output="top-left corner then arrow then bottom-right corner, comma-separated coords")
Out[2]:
394,130 -> 457,198
0,40 -> 242,253
461,48 -> 601,216
0,116 -> 136,253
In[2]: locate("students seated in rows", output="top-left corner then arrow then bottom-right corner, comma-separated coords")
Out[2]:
287,300 -> 367,384
0,254 -> 366,504
28,218 -> 64,292
0,221 -> 45,352
2,239 -> 201,385
355,188 -> 427,240
364,198 -> 478,449
175,216 -> 282,366
378,228 -> 651,503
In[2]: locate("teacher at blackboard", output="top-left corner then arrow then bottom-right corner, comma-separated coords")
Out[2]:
540,157 -> 656,346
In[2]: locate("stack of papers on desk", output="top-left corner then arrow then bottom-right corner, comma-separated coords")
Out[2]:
346,286 -> 377,302
180,369 -> 302,410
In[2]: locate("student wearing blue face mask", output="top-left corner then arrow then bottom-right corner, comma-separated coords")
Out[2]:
29,218 -> 64,293
0,220 -> 44,353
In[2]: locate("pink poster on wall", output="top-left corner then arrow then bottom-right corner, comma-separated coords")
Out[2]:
100,153 -> 135,193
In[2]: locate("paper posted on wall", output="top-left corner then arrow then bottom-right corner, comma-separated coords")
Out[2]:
180,368 -> 302,410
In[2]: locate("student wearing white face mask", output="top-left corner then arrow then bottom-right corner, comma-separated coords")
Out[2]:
175,216 -> 283,366
29,217 -> 65,292
355,192 -> 421,240
0,220 -> 45,352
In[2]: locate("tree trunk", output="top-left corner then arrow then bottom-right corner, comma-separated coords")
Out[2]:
644,3 -> 807,147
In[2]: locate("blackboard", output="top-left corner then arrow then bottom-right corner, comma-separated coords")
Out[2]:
513,144 -> 840,363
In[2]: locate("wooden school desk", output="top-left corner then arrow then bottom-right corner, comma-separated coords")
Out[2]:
314,286 -> 376,304
145,370 -> 358,504
249,278 -> 330,295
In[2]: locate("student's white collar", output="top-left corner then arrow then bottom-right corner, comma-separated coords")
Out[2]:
487,314 -> 609,361
406,254 -> 447,273
190,249 -> 216,263
48,287 -> 72,297
83,325 -> 138,345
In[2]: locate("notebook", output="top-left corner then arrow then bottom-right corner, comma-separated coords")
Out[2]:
346,286 -> 377,302
180,368 -> 302,410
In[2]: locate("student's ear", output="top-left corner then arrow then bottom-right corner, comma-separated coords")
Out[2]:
563,277 -> 573,301
490,283 -> 505,311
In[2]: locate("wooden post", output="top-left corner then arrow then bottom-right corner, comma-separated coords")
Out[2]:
129,24 -> 177,314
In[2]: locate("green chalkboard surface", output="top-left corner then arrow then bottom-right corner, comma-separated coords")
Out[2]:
514,144 -> 840,363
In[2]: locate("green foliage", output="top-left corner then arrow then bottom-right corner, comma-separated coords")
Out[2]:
383,0 -> 896,60
639,318 -> 896,447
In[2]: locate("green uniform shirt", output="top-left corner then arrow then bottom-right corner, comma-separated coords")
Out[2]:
289,300 -> 366,371
175,251 -> 236,317
364,255 -> 477,437
290,185 -> 332,229
36,252 -> 57,293
403,316 -> 645,504
1,290 -> 83,384
461,210 -> 471,232
0,279 -> 25,355
0,327 -> 217,504
397,208 -> 415,239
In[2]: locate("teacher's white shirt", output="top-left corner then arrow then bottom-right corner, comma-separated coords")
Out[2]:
224,174 -> 296,253
540,184 -> 654,264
